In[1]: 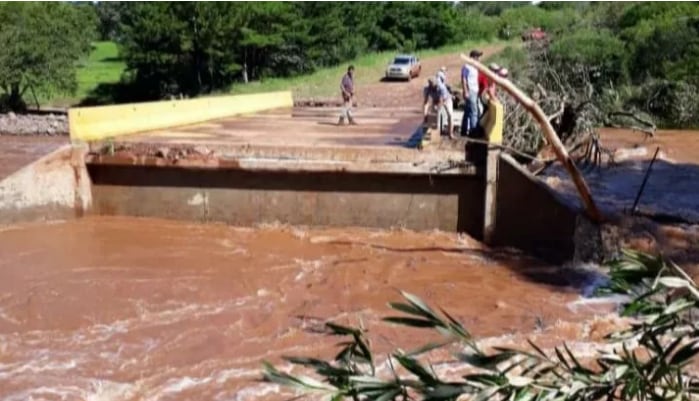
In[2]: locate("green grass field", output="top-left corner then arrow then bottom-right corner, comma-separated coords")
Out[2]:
47,39 -> 503,106
76,41 -> 126,99
44,41 -> 125,107
229,40 -> 505,98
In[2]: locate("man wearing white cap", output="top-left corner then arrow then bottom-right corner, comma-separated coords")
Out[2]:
423,76 -> 454,138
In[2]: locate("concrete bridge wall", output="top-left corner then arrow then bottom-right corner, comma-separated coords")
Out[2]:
0,142 -> 596,262
87,163 -> 486,237
0,145 -> 90,225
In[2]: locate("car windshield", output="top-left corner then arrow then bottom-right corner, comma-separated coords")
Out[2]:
393,57 -> 411,65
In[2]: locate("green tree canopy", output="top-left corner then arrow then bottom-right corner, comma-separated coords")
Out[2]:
0,2 -> 96,111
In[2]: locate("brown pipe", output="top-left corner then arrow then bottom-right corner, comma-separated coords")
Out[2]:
460,54 -> 604,223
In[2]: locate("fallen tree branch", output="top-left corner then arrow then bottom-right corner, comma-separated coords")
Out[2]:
461,54 -> 604,223
547,101 -> 565,123
607,111 -> 657,137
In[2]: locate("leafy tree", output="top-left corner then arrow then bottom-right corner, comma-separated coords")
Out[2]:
119,2 -> 247,98
0,2 -> 96,111
95,1 -> 128,41
549,29 -> 629,88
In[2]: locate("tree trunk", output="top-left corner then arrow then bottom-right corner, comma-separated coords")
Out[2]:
8,84 -> 27,112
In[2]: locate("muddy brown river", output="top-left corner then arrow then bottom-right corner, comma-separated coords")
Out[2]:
0,216 -> 621,400
3,128 -> 696,400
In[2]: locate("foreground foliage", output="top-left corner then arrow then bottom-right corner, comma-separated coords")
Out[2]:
262,250 -> 699,400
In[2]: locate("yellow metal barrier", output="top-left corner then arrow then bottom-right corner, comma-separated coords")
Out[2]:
68,91 -> 294,141
481,97 -> 504,145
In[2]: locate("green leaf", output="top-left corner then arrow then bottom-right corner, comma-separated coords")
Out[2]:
458,351 -> 517,369
262,361 -> 335,391
405,340 -> 454,357
527,339 -> 549,360
326,322 -> 360,336
372,388 -> 402,401
383,316 -> 437,328
473,385 -> 501,401
393,353 -> 439,384
441,311 -> 475,343
388,302 -> 425,317
657,277 -> 691,289
401,291 -> 440,319
424,383 -> 467,400
508,375 -> 533,387
669,340 -> 699,365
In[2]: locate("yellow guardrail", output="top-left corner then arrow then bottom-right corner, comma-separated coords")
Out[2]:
68,91 -> 294,142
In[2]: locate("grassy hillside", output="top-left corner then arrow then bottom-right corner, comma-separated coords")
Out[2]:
229,40 -> 505,98
48,39 -> 504,106
44,41 -> 125,107
76,41 -> 126,99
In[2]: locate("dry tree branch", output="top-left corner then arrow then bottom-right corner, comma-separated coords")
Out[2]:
461,54 -> 604,223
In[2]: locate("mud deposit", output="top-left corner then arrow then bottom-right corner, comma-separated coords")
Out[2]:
0,216 -> 622,401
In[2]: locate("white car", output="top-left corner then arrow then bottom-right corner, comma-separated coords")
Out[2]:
384,54 -> 421,81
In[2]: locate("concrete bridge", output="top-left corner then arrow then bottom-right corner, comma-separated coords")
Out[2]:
0,91 -> 602,262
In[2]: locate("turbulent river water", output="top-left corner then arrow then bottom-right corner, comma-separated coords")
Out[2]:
1,128 -> 696,400
0,216 -> 621,401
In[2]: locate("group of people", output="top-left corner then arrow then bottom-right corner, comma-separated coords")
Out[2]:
423,49 -> 509,138
336,51 -> 509,132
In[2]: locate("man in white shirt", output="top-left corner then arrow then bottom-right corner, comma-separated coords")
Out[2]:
460,49 -> 482,136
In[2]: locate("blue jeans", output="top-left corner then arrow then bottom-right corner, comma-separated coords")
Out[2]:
461,91 -> 479,136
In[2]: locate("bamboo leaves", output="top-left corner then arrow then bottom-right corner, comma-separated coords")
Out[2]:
262,250 -> 699,401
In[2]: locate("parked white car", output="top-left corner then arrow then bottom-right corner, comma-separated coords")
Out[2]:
384,54 -> 421,81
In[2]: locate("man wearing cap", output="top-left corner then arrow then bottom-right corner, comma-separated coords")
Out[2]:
461,49 -> 482,136
423,76 -> 454,138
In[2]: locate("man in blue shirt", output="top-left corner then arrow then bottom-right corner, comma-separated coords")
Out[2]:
461,49 -> 482,136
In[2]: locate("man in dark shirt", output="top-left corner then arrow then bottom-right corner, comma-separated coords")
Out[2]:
338,65 -> 357,125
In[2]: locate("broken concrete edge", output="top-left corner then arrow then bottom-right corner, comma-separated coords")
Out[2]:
82,139 -> 480,176
85,154 -> 480,176
83,138 -> 466,162
497,153 -> 621,264
0,143 -> 92,225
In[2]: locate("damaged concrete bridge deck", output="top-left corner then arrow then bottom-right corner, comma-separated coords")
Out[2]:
85,106 -> 473,174
1,91 -> 590,262
80,100 -> 490,237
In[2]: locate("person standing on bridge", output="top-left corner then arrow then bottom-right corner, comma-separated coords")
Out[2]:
338,65 -> 357,126
461,49 -> 482,137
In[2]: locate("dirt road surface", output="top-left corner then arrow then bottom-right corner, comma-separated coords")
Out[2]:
351,44 -> 506,108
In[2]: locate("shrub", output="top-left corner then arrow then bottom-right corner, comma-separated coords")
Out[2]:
549,29 -> 629,88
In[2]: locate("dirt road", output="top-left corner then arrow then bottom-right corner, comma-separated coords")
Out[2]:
339,44 -> 506,108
